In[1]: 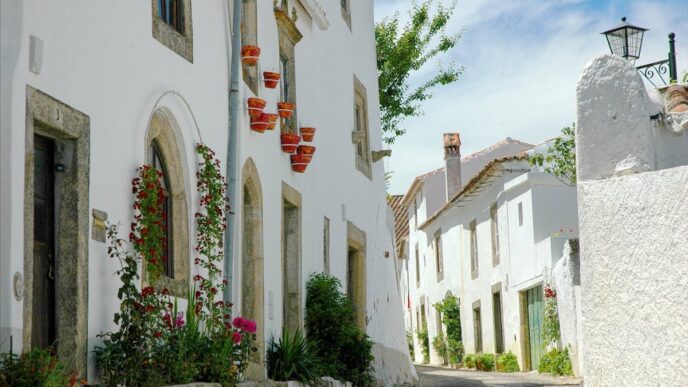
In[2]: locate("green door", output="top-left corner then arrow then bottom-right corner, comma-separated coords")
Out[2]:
526,285 -> 544,369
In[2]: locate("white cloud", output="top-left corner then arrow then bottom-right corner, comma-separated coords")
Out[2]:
377,0 -> 688,194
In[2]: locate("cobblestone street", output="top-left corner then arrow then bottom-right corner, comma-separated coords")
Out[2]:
415,365 -> 581,387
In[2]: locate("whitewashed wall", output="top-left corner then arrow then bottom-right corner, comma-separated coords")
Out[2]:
576,55 -> 688,385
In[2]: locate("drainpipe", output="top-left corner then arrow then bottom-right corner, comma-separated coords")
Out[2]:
223,0 -> 241,305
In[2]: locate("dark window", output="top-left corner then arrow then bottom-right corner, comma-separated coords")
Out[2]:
470,220 -> 478,279
491,203 -> 500,266
151,143 -> 174,278
493,290 -> 504,353
473,305 -> 483,353
415,243 -> 420,287
157,0 -> 184,33
434,230 -> 443,281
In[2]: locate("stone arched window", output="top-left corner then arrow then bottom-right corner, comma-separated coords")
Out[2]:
145,109 -> 190,297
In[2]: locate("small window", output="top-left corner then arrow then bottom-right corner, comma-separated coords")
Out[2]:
151,0 -> 193,62
275,8 -> 301,134
490,203 -> 500,266
473,304 -> 483,353
415,243 -> 420,287
352,77 -> 371,178
518,202 -> 524,226
151,143 -> 174,278
434,230 -> 443,281
470,220 -> 478,279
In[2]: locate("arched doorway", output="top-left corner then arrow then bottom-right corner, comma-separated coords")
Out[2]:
241,158 -> 264,379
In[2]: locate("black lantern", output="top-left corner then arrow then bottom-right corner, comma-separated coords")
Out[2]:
601,17 -> 648,61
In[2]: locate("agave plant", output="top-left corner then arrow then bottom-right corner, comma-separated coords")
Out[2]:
266,328 -> 323,385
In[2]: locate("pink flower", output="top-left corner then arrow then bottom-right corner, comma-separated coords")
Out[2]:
232,316 -> 246,330
174,312 -> 185,328
243,319 -> 257,334
232,332 -> 242,344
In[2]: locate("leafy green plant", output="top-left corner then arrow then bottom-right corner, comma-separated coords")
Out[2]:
463,354 -> 475,369
406,330 -> 415,359
496,351 -> 520,373
376,0 -> 463,144
266,328 -> 323,385
305,273 -> 374,386
0,346 -> 76,387
529,124 -> 576,185
432,333 -> 449,365
475,353 -> 495,371
434,295 -> 463,365
542,285 -> 561,345
538,348 -> 574,376
416,327 -> 430,364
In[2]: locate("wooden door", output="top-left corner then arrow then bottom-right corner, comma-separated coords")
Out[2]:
526,285 -> 544,369
493,291 -> 505,353
32,135 -> 57,349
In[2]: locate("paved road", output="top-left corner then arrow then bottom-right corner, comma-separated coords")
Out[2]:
416,365 -> 581,387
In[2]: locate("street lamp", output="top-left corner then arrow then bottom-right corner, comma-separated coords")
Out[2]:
601,17 -> 677,86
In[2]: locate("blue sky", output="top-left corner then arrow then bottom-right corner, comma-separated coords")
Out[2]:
375,0 -> 688,194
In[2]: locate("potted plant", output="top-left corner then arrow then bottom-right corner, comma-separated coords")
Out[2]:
280,133 -> 300,153
297,145 -> 316,155
247,97 -> 266,119
250,114 -> 269,133
266,113 -> 279,130
277,102 -> 295,119
241,45 -> 260,66
263,71 -> 281,89
300,127 -> 316,142
290,154 -> 311,173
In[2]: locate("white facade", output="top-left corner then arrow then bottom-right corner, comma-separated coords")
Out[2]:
0,0 -> 414,384
400,143 -> 578,369
576,55 -> 688,385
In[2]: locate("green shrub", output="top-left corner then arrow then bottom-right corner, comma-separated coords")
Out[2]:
463,354 -> 476,369
475,353 -> 495,371
538,348 -> 574,376
434,296 -> 463,365
305,273 -> 374,386
266,328 -> 323,385
496,351 -> 520,373
0,346 -> 74,387
406,331 -> 415,359
416,327 -> 430,364
431,333 -> 449,365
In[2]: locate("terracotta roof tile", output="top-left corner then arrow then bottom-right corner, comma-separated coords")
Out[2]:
388,195 -> 409,254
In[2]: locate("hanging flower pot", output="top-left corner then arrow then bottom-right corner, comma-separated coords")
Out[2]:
250,114 -> 269,133
280,133 -> 300,154
277,102 -> 295,119
291,154 -> 310,173
241,45 -> 261,66
300,127 -> 316,142
263,71 -> 281,89
265,113 -> 279,130
297,145 -> 316,155
247,98 -> 266,119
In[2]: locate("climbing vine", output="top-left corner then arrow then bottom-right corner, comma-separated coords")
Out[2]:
542,284 -> 561,344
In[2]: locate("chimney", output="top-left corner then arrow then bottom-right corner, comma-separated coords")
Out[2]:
444,133 -> 462,200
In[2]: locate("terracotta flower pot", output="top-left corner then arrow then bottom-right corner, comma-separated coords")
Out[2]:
280,133 -> 300,154
265,113 -> 279,130
247,97 -> 266,119
241,45 -> 260,66
300,127 -> 316,142
277,102 -> 295,119
263,71 -> 281,89
250,114 -> 269,133
291,154 -> 310,173
297,145 -> 316,155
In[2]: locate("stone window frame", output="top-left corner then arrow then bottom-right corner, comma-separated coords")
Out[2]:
340,0 -> 351,30
151,0 -> 193,63
352,76 -> 372,179
469,219 -> 478,279
323,216 -> 330,274
144,108 -> 190,298
241,158 -> 264,380
490,202 -> 500,266
472,299 -> 483,353
282,181 -> 303,331
415,242 -> 420,288
24,86 -> 90,374
434,229 -> 443,281
347,221 -> 367,330
242,0 -> 259,94
275,0 -> 303,134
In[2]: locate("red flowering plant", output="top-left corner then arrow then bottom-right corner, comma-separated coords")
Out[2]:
542,283 -> 560,345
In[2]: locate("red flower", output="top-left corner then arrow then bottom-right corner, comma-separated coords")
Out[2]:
232,332 -> 242,344
243,319 -> 257,334
232,317 -> 246,330
154,331 -> 162,338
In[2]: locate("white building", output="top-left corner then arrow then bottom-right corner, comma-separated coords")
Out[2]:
0,0 -> 414,384
575,54 -> 688,385
397,135 -> 579,370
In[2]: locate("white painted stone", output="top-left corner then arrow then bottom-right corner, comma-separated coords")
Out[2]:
613,154 -> 650,176
551,240 -> 581,377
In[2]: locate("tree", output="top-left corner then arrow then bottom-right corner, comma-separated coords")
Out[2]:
376,0 -> 463,144
529,124 -> 576,185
